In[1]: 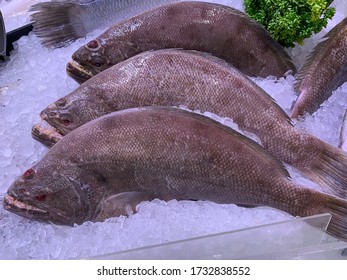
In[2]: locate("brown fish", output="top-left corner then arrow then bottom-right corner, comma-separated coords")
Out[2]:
5,107 -> 347,241
66,1 -> 295,83
39,49 -> 347,198
292,17 -> 347,118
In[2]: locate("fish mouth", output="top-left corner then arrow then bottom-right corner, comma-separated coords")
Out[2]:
39,105 -> 67,135
3,194 -> 49,218
32,123 -> 64,148
3,194 -> 75,225
66,60 -> 93,84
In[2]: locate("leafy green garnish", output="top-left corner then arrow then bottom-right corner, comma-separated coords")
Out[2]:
244,0 -> 336,47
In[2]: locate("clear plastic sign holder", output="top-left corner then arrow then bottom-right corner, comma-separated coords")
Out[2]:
89,213 -> 347,260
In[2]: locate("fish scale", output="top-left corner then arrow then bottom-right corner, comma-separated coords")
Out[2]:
5,107 -> 347,242
292,16 -> 347,118
39,49 -> 347,198
66,1 -> 295,83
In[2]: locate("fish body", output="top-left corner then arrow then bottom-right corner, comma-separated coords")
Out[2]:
67,1 -> 295,83
30,0 -> 180,48
40,49 -> 347,198
291,17 -> 347,119
5,107 -> 347,241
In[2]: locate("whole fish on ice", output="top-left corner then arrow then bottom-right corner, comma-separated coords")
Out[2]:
5,107 -> 347,242
38,49 -> 347,198
30,0 -> 181,48
291,17 -> 347,118
67,1 -> 295,83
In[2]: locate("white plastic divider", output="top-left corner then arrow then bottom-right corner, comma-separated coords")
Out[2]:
89,213 -> 347,260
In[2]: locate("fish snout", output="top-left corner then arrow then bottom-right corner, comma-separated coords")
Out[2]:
40,104 -> 59,121
3,194 -> 23,212
31,124 -> 63,148
3,194 -> 49,220
66,59 -> 93,84
40,105 -> 68,125
3,194 -> 14,210
6,178 -> 30,200
32,124 -> 43,138
40,107 -> 74,136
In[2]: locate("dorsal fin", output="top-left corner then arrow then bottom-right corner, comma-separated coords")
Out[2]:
221,4 -> 296,72
294,17 -> 347,92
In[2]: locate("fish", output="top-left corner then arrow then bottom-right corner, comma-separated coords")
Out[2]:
291,17 -> 347,119
29,0 -> 180,49
5,106 -> 347,242
38,49 -> 347,199
66,1 -> 296,83
339,110 -> 347,151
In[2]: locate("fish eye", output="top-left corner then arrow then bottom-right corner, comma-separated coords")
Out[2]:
23,168 -> 35,180
35,193 -> 47,201
60,118 -> 72,126
86,39 -> 100,51
94,62 -> 102,67
56,98 -> 66,107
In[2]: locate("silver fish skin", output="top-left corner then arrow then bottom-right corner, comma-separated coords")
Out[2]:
292,17 -> 347,119
6,107 -> 347,242
30,0 -> 180,48
41,49 -> 347,198
67,1 -> 296,83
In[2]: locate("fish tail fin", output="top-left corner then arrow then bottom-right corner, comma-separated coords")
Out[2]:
319,194 -> 347,242
302,143 -> 347,199
29,2 -> 87,49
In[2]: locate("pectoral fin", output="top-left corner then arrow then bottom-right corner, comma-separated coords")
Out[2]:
94,191 -> 155,221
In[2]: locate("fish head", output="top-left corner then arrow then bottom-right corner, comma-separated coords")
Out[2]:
40,89 -> 113,136
66,38 -> 122,84
40,95 -> 82,136
3,164 -> 93,225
